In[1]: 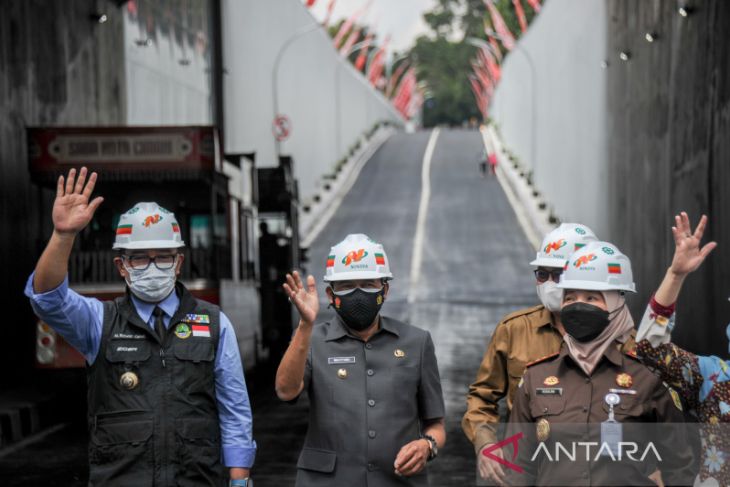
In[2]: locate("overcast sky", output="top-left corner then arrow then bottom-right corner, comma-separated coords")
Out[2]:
307,0 -> 438,53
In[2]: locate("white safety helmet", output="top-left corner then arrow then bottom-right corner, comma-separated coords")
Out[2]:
558,241 -> 636,293
530,223 -> 598,268
323,234 -> 393,282
112,202 -> 185,250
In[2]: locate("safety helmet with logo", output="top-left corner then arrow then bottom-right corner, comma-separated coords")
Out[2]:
530,223 -> 599,268
558,241 -> 636,293
112,202 -> 185,250
323,234 -> 393,282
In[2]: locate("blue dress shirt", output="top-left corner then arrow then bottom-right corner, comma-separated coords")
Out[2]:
25,273 -> 257,468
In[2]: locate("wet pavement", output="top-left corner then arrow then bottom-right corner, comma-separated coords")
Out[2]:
0,128 -> 538,486
252,128 -> 537,485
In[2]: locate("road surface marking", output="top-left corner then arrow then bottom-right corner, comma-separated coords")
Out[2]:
408,128 -> 440,304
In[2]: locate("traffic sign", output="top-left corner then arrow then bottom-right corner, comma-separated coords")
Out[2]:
273,115 -> 291,141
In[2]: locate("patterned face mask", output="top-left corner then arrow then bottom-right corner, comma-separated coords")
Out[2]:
331,287 -> 385,331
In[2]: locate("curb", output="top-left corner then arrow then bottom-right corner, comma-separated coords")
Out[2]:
299,126 -> 396,248
480,125 -> 556,250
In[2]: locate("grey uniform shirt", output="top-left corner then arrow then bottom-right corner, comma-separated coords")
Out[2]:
295,315 -> 445,487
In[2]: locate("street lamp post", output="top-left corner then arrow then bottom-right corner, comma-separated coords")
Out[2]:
272,23 -> 321,157
468,34 -> 537,170
334,40 -> 376,162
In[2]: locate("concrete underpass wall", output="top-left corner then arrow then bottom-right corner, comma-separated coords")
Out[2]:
491,0 -> 730,355
0,0 -> 127,376
222,0 -> 404,204
606,0 -> 730,356
491,0 -> 609,237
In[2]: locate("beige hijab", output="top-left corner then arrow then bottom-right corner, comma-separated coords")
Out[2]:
563,291 -> 634,376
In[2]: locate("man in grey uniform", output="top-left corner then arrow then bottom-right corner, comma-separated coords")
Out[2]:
275,234 -> 446,486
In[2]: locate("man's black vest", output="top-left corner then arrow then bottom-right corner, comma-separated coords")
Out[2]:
87,283 -> 225,487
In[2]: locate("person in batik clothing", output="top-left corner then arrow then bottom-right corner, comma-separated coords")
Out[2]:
636,212 -> 729,487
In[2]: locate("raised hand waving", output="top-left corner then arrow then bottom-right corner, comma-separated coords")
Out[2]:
670,212 -> 716,276
53,167 -> 104,235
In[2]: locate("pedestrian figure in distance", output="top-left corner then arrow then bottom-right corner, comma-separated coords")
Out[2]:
488,152 -> 498,176
479,149 -> 489,178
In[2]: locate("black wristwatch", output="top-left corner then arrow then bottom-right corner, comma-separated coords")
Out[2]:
422,434 -> 438,461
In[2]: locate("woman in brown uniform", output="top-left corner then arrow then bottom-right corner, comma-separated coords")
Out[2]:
505,241 -> 695,486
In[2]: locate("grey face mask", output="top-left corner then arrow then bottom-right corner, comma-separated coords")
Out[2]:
124,263 -> 177,303
537,281 -> 564,313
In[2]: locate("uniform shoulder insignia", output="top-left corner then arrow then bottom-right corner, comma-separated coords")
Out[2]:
501,304 -> 545,324
526,352 -> 560,368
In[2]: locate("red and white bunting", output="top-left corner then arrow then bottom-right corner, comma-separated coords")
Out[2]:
332,1 -> 371,49
387,61 -> 410,98
526,0 -> 541,13
512,0 -> 528,33
367,36 -> 390,87
477,47 -> 501,83
483,0 -> 516,51
339,26 -> 362,56
322,0 -> 337,27
354,31 -> 374,71
393,68 -> 416,116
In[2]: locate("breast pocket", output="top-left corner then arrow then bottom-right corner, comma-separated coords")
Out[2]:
601,396 -> 644,420
173,341 -> 216,395
507,361 -> 528,401
529,394 -> 566,419
105,340 -> 152,393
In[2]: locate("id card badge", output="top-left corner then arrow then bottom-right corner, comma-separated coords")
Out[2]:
601,420 -> 623,456
601,393 -> 622,457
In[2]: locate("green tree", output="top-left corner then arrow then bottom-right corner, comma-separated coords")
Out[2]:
410,0 -> 536,126
411,36 -> 480,126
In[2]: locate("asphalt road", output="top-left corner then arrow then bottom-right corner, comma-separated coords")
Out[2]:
0,128 -> 538,486
252,128 -> 537,485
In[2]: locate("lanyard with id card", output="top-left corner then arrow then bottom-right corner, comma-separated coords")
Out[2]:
601,393 -> 622,457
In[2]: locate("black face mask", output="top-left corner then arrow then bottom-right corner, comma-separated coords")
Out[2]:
331,288 -> 385,331
561,302 -> 610,342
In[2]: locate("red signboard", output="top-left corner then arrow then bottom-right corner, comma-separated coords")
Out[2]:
28,126 -> 218,173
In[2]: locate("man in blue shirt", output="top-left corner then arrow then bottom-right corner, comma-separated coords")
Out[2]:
25,167 -> 255,487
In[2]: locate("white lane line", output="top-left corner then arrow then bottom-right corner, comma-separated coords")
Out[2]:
408,128 -> 440,304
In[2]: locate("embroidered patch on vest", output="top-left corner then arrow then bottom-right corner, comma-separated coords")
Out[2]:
174,323 -> 192,339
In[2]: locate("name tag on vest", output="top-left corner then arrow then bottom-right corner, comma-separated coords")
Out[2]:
328,356 -> 356,365
536,387 -> 563,396
112,333 -> 146,340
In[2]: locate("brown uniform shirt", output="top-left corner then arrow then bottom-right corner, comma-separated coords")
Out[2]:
462,305 -> 637,453
505,343 -> 695,486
